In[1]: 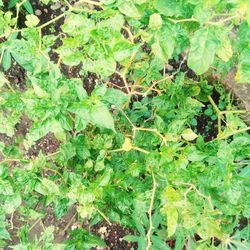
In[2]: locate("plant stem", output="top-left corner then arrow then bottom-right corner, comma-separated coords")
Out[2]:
14,0 -> 27,29
146,169 -> 156,250
132,146 -> 150,154
75,0 -> 103,7
95,207 -> 112,226
213,126 -> 250,141
208,95 -> 222,134
38,12 -> 67,30
167,17 -> 198,24
175,181 -> 214,211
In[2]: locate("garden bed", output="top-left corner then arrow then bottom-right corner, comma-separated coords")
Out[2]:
0,0 -> 250,249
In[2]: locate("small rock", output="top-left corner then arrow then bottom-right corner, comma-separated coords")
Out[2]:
35,9 -> 42,16
51,2 -> 62,10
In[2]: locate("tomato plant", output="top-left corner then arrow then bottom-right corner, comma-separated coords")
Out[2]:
0,0 -> 250,249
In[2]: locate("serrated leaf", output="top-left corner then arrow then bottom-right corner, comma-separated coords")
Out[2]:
181,128 -> 198,141
188,28 -> 218,75
90,104 -> 115,131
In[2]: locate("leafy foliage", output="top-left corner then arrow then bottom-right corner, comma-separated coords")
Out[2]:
0,0 -> 250,249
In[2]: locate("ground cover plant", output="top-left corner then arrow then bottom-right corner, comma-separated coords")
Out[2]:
0,0 -> 250,249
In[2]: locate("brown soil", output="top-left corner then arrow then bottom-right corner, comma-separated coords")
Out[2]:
91,222 -> 138,250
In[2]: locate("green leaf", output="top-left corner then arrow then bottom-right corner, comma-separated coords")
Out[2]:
8,0 -> 18,9
2,50 -> 12,71
118,1 -> 142,18
90,103 -> 115,131
188,28 -> 218,75
35,178 -> 60,196
32,83 -> 49,98
23,0 -> 34,14
3,193 -> 22,213
152,31 -> 175,61
0,228 -> 10,240
123,235 -> 139,242
101,0 -> 115,4
154,0 -> 182,17
236,47 -> 250,83
25,14 -> 40,27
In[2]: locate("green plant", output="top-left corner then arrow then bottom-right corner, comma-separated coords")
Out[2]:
0,0 -> 250,249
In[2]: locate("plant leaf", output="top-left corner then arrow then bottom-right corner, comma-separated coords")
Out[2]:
188,28 -> 218,75
90,104 -> 115,131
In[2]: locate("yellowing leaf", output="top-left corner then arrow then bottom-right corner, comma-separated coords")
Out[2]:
25,14 -> 40,28
149,13 -> 162,29
217,38 -> 233,62
166,207 -> 178,237
164,186 -> 182,203
122,137 -> 133,151
181,128 -> 198,141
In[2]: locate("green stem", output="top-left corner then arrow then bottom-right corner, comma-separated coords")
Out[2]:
167,17 -> 198,24
38,12 -> 67,30
208,95 -> 221,135
213,126 -> 250,141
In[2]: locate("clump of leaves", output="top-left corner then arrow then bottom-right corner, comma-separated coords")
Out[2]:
0,0 -> 250,249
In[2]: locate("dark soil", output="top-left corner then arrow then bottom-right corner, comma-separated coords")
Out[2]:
5,62 -> 26,91
91,222 -> 138,250
193,91 -> 225,142
167,55 -> 200,81
109,73 -> 129,93
31,0 -> 65,35
15,115 -> 33,137
26,132 -> 60,158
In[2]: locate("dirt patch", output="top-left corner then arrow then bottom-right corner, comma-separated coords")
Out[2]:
91,222 -> 138,250
167,55 -> 200,81
84,72 -> 100,95
15,115 -> 33,137
193,91 -> 225,142
5,62 -> 26,91
26,132 -> 60,158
